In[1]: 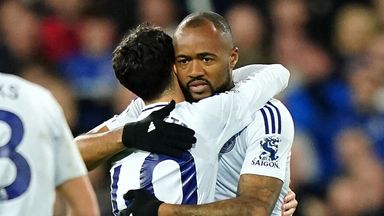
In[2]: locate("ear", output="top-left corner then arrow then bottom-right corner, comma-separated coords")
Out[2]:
229,47 -> 239,69
173,64 -> 178,75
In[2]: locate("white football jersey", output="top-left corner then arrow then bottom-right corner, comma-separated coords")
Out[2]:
0,73 -> 87,216
215,99 -> 294,215
107,64 -> 289,215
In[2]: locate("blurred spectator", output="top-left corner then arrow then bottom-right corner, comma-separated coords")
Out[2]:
300,195 -> 330,216
345,41 -> 384,163
269,0 -> 333,95
372,0 -> 384,27
0,0 -> 41,74
18,60 -> 78,131
366,34 -> 384,118
365,34 -> 384,87
137,0 -> 181,35
327,128 -> 384,216
327,177 -> 363,216
39,0 -> 87,62
270,0 -> 309,33
225,3 -> 270,67
107,0 -> 138,36
283,60 -> 351,185
270,0 -> 354,188
59,6 -> 118,133
333,3 -> 380,75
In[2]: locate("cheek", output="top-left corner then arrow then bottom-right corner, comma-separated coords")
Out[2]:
208,65 -> 229,86
175,72 -> 188,87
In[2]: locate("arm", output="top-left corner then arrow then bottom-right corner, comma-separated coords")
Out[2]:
123,176 -> 296,216
76,98 -> 144,170
159,174 -> 282,216
193,64 -> 290,148
76,101 -> 196,170
56,176 -> 100,216
232,64 -> 272,83
75,124 -> 125,170
47,94 -> 99,215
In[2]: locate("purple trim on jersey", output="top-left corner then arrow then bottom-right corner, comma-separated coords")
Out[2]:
142,104 -> 167,112
265,106 -> 276,133
111,165 -> 122,215
260,108 -> 269,134
267,101 -> 282,134
123,97 -> 141,115
140,152 -> 198,204
261,102 -> 283,135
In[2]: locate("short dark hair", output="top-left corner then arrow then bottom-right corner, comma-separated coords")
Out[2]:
176,11 -> 234,46
112,23 -> 175,101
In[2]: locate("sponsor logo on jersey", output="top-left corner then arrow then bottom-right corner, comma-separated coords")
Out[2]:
219,133 -> 238,154
251,136 -> 280,168
147,121 -> 156,132
166,116 -> 187,127
220,129 -> 245,154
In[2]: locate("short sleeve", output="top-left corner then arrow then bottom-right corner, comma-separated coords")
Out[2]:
105,97 -> 145,130
240,100 -> 294,182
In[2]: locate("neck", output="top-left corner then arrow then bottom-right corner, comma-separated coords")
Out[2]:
144,73 -> 186,105
214,80 -> 235,95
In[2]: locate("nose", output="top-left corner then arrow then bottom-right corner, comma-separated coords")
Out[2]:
189,60 -> 205,78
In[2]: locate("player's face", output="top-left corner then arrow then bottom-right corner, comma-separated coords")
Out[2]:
173,22 -> 238,101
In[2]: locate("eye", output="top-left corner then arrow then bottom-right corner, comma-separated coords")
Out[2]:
202,57 -> 213,63
177,58 -> 189,65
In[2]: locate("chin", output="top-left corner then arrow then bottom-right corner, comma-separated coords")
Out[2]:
191,92 -> 212,102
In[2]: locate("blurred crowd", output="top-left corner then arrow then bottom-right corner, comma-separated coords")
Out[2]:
1,0 -> 383,215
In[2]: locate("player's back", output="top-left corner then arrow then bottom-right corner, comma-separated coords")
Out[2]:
110,99 -> 254,214
0,73 -> 85,215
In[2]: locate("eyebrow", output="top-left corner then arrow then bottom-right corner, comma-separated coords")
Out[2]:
197,52 -> 215,57
176,52 -> 216,57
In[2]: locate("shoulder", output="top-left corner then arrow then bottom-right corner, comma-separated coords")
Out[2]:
233,64 -> 287,73
246,99 -> 294,138
1,73 -> 50,95
232,64 -> 288,83
2,73 -> 59,110
105,97 -> 145,130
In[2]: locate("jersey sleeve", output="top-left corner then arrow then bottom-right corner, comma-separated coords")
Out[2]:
232,64 -> 270,83
192,64 -> 290,146
240,100 -> 294,182
44,92 -> 88,186
105,97 -> 145,130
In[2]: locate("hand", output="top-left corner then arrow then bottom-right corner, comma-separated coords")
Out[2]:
120,188 -> 164,216
122,100 -> 196,157
282,188 -> 297,216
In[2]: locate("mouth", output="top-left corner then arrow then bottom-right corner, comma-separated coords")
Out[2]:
188,80 -> 209,94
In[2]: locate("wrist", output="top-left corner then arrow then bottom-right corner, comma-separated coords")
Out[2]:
122,122 -> 137,148
151,200 -> 164,216
148,200 -> 164,216
158,203 -> 174,216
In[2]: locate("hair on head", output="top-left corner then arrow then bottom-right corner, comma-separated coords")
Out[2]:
112,23 -> 175,101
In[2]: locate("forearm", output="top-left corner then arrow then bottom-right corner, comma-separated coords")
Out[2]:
75,129 -> 125,170
159,174 -> 281,216
159,197 -> 270,216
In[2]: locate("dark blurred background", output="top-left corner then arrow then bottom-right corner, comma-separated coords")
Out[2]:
1,0 -> 383,215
